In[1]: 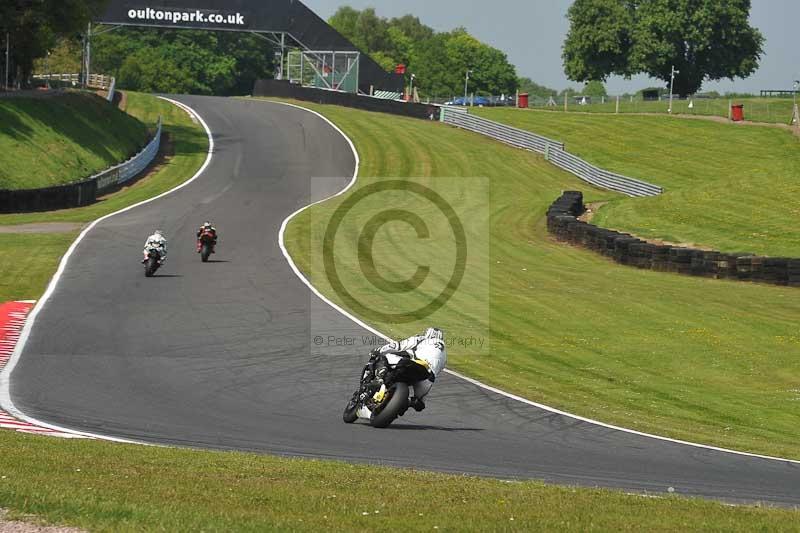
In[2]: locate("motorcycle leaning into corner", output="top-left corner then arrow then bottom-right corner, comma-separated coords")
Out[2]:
142,230 -> 168,278
343,333 -> 446,428
143,242 -> 165,277
197,228 -> 217,263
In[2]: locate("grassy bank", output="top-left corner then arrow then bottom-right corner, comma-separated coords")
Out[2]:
0,92 -> 149,190
275,99 -> 800,460
525,96 -> 796,124
1,431 -> 798,532
0,92 -> 208,226
474,107 -> 800,256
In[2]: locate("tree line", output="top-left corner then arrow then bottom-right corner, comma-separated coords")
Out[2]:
1,0 -> 107,88
328,7 -> 518,98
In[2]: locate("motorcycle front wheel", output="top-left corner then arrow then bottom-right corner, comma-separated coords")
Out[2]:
145,256 -> 158,277
370,383 -> 409,428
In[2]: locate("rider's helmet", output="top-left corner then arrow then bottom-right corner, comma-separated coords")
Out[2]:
154,230 -> 164,238
203,221 -> 212,229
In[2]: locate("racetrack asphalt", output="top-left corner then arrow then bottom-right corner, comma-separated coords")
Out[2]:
9,95 -> 800,505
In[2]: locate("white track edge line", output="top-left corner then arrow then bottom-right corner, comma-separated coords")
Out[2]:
271,99 -> 800,466
0,96 -> 214,443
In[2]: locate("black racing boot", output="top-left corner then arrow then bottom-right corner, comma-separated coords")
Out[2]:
409,397 -> 426,412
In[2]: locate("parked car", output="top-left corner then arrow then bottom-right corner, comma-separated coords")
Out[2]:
445,96 -> 491,107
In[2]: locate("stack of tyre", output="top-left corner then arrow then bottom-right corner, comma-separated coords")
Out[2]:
545,192 -> 800,288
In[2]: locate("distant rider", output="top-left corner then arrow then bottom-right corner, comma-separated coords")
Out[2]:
196,221 -> 218,254
142,230 -> 168,264
366,327 -> 447,412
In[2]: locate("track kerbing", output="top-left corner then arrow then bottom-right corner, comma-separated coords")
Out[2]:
0,301 -> 86,438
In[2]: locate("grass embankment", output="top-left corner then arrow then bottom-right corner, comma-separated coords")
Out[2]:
2,431 -> 799,532
0,92 -> 208,303
0,92 -> 208,227
530,96 -> 796,124
474,107 -> 800,256
0,92 -> 149,190
276,99 -> 800,460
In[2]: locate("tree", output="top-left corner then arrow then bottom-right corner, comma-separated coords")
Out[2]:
563,0 -> 765,96
583,80 -> 607,97
328,7 -> 518,98
562,0 -> 635,83
444,28 -> 517,96
518,78 -> 558,99
388,15 -> 434,43
1,0 -> 109,87
92,28 -> 274,96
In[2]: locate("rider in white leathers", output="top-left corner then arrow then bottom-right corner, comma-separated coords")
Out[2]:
142,230 -> 168,264
369,327 -> 447,412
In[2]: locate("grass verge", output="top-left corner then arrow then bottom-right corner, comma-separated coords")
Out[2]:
274,98 -> 800,460
0,233 -> 79,302
1,430 -> 798,532
0,92 -> 148,190
474,107 -> 800,256
0,92 -> 208,226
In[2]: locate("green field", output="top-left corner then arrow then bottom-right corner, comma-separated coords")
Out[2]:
1,430 -> 799,532
523,96 -> 797,124
0,92 -> 149,190
0,233 -> 79,302
474,107 -> 800,256
278,99 -> 800,460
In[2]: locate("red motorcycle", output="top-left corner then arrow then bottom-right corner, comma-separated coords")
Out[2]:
197,229 -> 217,262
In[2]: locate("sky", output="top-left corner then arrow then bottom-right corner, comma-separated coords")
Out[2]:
302,0 -> 799,95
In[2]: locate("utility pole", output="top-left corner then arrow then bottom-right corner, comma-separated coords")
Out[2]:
85,22 -> 92,88
4,32 -> 9,91
45,51 -> 50,89
464,69 -> 471,106
792,80 -> 799,127
668,65 -> 679,114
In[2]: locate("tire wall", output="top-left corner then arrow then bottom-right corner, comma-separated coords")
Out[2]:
547,192 -> 800,287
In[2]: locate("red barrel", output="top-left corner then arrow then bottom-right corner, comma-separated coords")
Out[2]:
731,104 -> 744,122
518,93 -> 529,108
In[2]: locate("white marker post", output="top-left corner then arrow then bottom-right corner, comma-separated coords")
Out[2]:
668,65 -> 679,114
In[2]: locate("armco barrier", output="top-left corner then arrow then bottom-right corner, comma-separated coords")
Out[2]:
253,79 -> 441,121
0,118 -> 161,213
440,107 -> 662,198
547,191 -> 800,287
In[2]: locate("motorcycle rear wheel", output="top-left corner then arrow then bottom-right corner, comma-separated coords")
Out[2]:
201,243 -> 211,263
370,383 -> 409,428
